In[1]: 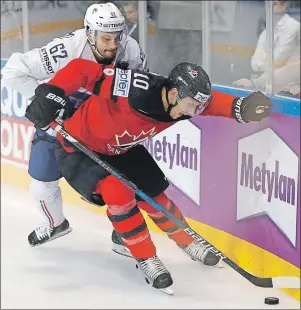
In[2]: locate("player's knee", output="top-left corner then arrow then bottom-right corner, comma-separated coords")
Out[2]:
95,175 -> 135,207
29,178 -> 60,202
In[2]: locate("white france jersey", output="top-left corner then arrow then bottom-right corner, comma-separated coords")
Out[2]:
1,28 -> 148,100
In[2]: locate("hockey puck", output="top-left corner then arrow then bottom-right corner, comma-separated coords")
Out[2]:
264,297 -> 279,305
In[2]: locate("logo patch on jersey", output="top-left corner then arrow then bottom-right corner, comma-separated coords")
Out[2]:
113,68 -> 132,97
40,48 -> 54,74
114,127 -> 157,150
104,68 -> 115,76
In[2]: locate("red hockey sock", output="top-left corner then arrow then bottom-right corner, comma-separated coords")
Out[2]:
138,192 -> 194,246
95,176 -> 156,259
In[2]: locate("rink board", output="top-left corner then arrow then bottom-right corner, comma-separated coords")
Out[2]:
1,59 -> 300,300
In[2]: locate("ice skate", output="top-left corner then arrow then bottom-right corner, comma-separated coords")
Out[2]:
28,219 -> 72,246
180,240 -> 222,267
135,255 -> 174,295
111,230 -> 133,258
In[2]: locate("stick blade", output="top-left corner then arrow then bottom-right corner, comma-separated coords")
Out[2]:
272,276 -> 301,289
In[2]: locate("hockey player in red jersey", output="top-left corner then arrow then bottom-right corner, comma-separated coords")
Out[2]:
25,59 -> 272,292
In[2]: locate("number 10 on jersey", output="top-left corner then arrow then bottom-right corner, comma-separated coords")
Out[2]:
133,73 -> 149,90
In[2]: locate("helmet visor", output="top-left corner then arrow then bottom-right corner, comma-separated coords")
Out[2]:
95,30 -> 123,42
177,95 -> 211,117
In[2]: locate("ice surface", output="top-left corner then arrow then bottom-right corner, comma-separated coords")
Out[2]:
1,183 -> 300,309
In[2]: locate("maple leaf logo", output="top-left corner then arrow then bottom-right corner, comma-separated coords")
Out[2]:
114,127 -> 157,150
188,66 -> 199,79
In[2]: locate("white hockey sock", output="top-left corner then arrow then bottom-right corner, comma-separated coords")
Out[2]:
29,178 -> 65,228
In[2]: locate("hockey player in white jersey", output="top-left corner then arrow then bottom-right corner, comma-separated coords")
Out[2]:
1,2 -> 147,253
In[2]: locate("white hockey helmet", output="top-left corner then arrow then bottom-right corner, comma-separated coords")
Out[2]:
84,2 -> 126,47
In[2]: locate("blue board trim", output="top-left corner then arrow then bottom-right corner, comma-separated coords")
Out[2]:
213,84 -> 300,118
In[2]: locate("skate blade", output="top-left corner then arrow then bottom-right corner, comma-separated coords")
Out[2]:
30,227 -> 73,247
214,261 -> 223,268
158,287 -> 174,295
204,258 -> 224,268
202,260 -> 223,268
135,263 -> 173,295
112,244 -> 133,258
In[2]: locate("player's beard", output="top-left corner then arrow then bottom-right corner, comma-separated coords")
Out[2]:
96,55 -> 116,65
93,47 -> 117,64
103,49 -> 117,59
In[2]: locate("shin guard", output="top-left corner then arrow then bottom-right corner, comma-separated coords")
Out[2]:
95,176 -> 156,259
138,193 -> 194,246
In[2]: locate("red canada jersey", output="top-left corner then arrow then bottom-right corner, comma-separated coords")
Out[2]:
47,58 -> 236,155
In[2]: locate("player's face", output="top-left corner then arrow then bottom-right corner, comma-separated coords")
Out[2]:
169,96 -> 203,119
168,90 -> 209,119
94,31 -> 122,60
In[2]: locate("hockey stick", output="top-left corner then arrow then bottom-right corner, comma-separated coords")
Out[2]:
50,118 -> 300,289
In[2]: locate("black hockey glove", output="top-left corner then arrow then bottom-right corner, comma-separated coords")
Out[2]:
232,91 -> 272,123
116,61 -> 129,70
25,84 -> 67,129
